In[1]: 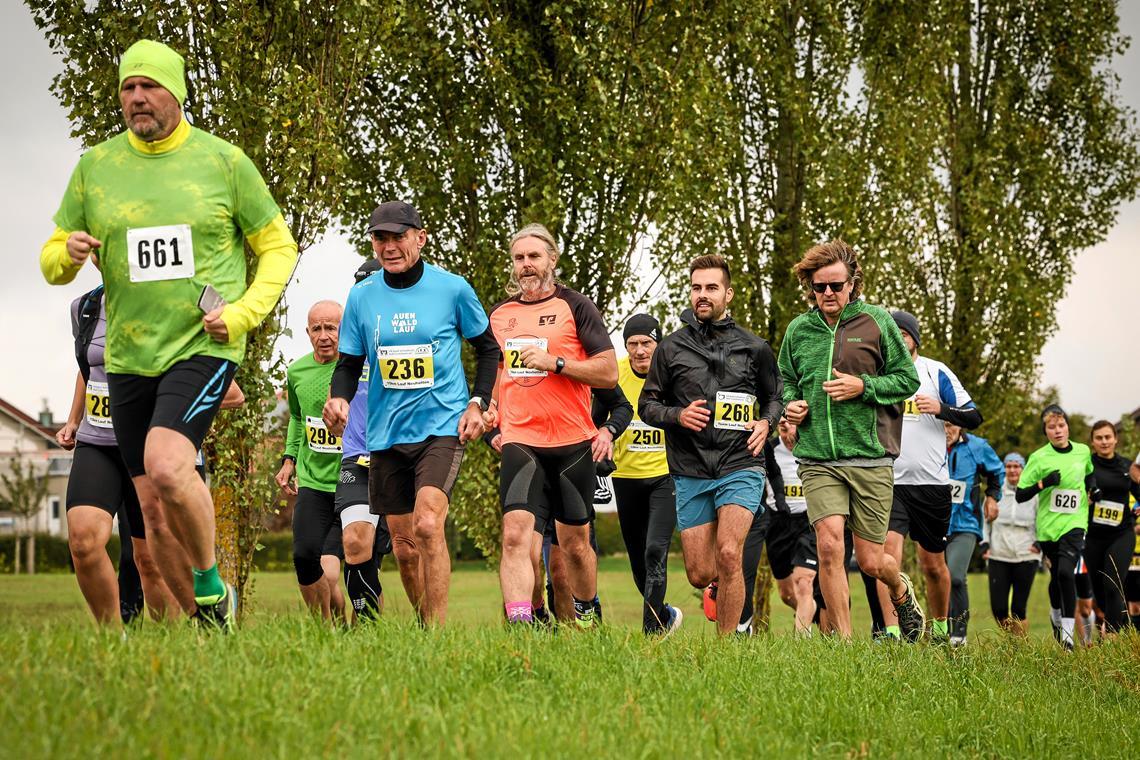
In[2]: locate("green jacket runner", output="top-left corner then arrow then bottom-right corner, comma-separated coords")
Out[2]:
778,300 -> 919,462
1019,442 -> 1094,542
284,353 -> 341,492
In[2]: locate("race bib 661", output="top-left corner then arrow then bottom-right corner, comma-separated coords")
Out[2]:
127,225 -> 195,282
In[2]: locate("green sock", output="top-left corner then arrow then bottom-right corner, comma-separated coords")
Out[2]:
192,564 -> 225,603
932,618 -> 948,637
885,625 -> 901,639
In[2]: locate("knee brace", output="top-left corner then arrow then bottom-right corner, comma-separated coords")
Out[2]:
294,555 -> 324,587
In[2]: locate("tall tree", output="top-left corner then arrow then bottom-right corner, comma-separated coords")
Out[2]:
26,0 -> 380,612
0,456 -> 50,575
853,0 -> 1139,435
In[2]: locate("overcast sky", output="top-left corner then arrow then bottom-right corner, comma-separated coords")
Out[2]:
2,5 -> 1137,425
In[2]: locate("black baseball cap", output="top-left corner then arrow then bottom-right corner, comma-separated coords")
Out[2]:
354,257 -> 382,283
367,201 -> 423,234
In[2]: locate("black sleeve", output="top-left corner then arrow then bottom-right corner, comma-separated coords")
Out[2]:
1085,470 -> 1099,501
979,464 -> 1001,501
937,403 -> 983,429
1016,482 -> 1042,503
465,324 -> 500,401
330,353 -> 365,401
483,426 -> 501,449
593,385 -> 633,437
564,290 -> 615,358
764,440 -> 787,512
754,340 -> 784,428
639,343 -> 681,428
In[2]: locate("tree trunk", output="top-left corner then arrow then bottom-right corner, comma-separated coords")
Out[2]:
753,549 -> 774,633
26,533 -> 35,575
13,533 -> 20,575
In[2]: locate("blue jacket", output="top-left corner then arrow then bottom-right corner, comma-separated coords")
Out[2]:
947,433 -> 1004,539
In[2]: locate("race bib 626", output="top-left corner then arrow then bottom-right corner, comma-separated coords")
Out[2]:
1049,489 -> 1080,515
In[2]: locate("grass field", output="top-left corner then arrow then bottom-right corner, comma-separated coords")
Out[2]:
2,558 -> 1139,758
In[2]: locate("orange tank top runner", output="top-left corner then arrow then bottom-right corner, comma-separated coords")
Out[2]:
488,285 -> 614,448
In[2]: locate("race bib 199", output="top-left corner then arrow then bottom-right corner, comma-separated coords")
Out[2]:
625,420 -> 664,452
505,338 -> 548,378
1091,500 -> 1124,527
1049,489 -> 1080,514
127,225 -> 194,282
377,344 -> 434,389
305,416 -> 342,454
714,391 -> 756,431
950,479 -> 967,505
84,380 -> 113,429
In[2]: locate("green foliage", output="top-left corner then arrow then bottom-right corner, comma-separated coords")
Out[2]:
26,0 -> 381,611
0,456 -> 51,574
854,0 -> 1139,424
0,534 -> 74,574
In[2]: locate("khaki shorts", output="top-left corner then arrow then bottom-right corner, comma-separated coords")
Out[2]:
798,463 -> 894,544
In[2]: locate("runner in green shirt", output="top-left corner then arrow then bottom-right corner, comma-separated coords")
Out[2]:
275,301 -> 347,620
40,40 -> 298,629
1015,404 -> 1096,649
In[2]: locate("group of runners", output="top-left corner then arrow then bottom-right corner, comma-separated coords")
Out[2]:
41,40 -> 1140,644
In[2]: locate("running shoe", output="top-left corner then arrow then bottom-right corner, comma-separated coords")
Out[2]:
574,597 -> 599,630
194,583 -> 238,632
702,582 -> 718,622
533,605 -> 553,628
891,572 -> 925,642
661,604 -> 683,639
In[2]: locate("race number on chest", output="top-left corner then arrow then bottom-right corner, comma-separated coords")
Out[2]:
377,344 -> 434,389
127,225 -> 195,282
714,391 -> 756,431
305,416 -> 342,454
84,380 -> 113,429
505,338 -> 549,378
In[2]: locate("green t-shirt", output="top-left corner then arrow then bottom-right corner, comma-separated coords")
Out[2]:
1020,441 -> 1093,542
53,126 -> 281,375
284,352 -> 341,492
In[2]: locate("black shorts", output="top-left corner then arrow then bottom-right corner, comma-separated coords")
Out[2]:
335,457 -> 392,556
766,510 -> 818,580
501,441 -> 595,532
65,442 -> 146,539
108,355 -> 237,477
294,487 -> 344,560
889,484 -> 951,554
369,436 -> 464,516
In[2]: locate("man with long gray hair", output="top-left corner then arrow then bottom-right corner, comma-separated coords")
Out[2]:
483,223 -> 618,627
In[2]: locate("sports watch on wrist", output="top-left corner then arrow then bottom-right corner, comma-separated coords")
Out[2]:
554,357 -> 566,374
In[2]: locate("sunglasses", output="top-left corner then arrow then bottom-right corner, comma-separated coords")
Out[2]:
811,280 -> 849,294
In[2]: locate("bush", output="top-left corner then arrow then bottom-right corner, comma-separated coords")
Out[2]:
0,533 -> 128,574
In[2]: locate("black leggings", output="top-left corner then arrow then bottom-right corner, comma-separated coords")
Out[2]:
987,559 -> 1037,622
1040,528 -> 1084,618
1085,529 -> 1135,632
612,476 -> 677,633
740,509 -> 772,627
292,488 -> 341,586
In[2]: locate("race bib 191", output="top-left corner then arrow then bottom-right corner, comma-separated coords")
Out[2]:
714,391 -> 756,431
784,483 -> 807,509
625,420 -> 664,452
305,416 -> 342,454
1049,488 -> 1080,515
505,338 -> 548,378
1091,500 -> 1124,527
127,225 -> 194,282
903,397 -> 921,420
377,344 -> 434,389
84,380 -> 113,429
950,479 -> 967,505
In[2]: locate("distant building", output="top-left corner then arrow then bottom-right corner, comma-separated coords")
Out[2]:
0,397 -> 69,537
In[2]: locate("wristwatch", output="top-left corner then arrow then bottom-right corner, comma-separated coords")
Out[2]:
468,396 -> 489,412
554,357 -> 566,374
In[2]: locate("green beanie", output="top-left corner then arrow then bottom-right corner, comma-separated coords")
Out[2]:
118,40 -> 187,105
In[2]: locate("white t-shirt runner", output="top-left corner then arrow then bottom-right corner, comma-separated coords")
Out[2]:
772,439 -> 807,515
894,355 -> 973,486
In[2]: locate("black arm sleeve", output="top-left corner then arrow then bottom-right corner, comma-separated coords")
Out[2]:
592,385 -> 633,437
937,403 -> 983,429
466,325 -> 500,401
330,353 -> 365,401
483,426 -> 501,449
1016,482 -> 1043,503
764,440 -> 788,512
755,342 -> 784,428
980,464 -> 1001,501
639,345 -> 681,428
